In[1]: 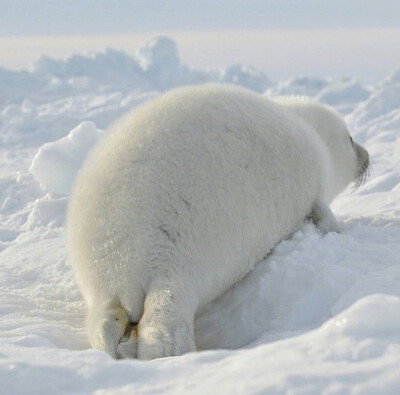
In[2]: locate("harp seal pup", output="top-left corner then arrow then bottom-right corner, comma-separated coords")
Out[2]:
67,84 -> 369,360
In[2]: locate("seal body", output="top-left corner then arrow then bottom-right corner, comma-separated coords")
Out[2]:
67,84 -> 368,359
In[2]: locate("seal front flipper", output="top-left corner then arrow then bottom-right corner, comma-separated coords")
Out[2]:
309,201 -> 341,234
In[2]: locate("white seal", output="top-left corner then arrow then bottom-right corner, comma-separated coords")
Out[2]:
67,84 -> 369,359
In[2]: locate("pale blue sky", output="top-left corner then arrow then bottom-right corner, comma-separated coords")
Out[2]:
0,0 -> 399,35
0,1 -> 399,81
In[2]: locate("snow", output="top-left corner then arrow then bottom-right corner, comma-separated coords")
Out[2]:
1,36 -> 400,393
30,121 -> 104,194
316,79 -> 371,114
266,76 -> 330,97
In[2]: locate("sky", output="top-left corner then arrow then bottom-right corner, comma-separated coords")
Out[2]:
1,0 -> 400,34
0,0 -> 399,81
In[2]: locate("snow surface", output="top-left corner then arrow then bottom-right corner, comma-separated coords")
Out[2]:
1,37 -> 400,393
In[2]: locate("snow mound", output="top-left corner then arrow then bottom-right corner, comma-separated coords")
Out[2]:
389,67 -> 400,83
352,82 -> 400,124
316,79 -> 370,113
0,68 -> 44,107
329,294 -> 400,340
266,77 -> 370,114
134,36 -> 271,91
0,36 -> 271,110
266,76 -> 329,97
219,64 -> 271,93
134,36 -> 193,90
32,49 -> 149,92
1,37 -> 272,147
30,121 -> 104,194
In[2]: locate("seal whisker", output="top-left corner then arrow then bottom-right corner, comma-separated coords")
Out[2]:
353,156 -> 371,190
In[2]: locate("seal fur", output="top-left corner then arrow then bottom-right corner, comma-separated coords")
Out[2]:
67,84 -> 369,359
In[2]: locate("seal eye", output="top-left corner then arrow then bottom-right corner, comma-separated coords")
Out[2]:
349,136 -> 354,145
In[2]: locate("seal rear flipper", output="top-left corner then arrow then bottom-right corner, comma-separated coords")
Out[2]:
87,299 -> 138,359
137,287 -> 196,359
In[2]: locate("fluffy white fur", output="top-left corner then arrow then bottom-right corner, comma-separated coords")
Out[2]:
67,84 -> 368,359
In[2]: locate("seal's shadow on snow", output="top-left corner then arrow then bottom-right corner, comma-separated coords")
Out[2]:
195,221 -> 359,351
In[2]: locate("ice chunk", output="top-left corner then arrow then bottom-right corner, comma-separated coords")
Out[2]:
24,195 -> 68,229
219,64 -> 271,93
30,121 -> 104,194
135,36 -> 202,90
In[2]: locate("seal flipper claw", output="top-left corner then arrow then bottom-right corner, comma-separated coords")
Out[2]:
309,201 -> 341,234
